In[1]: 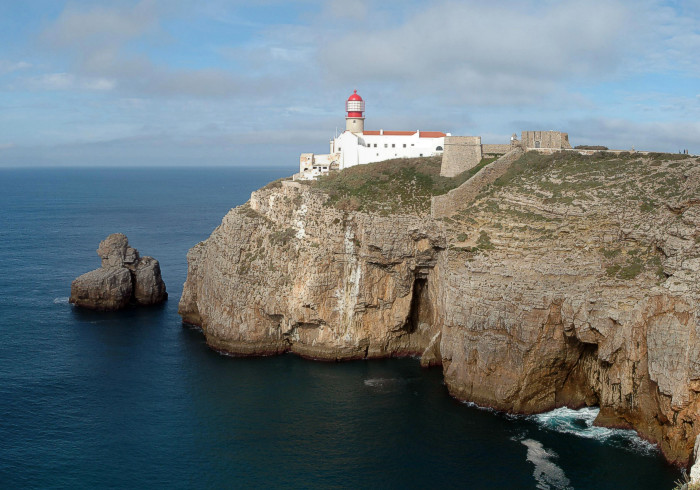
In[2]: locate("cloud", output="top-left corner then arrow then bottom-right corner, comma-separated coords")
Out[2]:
29,72 -> 116,91
0,143 -> 16,150
566,117 -> 700,152
317,0 -> 637,105
41,0 -> 160,49
0,61 -> 32,75
6,0 -> 699,166
37,0 -> 249,98
322,0 -> 369,20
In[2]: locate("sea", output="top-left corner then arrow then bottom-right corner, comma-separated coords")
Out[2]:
0,167 -> 682,489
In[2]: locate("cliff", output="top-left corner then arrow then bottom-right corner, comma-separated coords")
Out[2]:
179,152 -> 700,466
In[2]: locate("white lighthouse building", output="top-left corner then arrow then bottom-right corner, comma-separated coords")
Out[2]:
297,90 -> 449,180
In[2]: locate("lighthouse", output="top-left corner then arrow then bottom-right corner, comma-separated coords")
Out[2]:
297,90 -> 450,180
345,89 -> 365,133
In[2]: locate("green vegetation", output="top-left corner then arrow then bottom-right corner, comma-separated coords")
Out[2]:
601,248 -> 621,259
640,200 -> 656,212
601,247 -> 663,281
312,156 -> 497,216
618,259 -> 643,279
261,177 -> 288,191
270,227 -> 296,245
476,231 -> 494,250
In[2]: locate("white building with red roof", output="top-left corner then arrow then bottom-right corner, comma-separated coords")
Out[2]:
296,90 -> 450,180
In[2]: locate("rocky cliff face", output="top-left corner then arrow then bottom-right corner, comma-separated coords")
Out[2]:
71,233 -> 167,310
179,153 -> 700,467
179,181 -> 445,360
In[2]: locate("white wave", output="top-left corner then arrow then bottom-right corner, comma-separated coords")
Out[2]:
530,406 -> 657,455
522,438 -> 572,490
53,297 -> 70,304
363,378 -> 407,388
461,400 -> 497,413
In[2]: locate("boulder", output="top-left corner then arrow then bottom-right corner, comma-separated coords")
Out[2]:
133,257 -> 167,305
70,233 -> 167,310
70,267 -> 133,310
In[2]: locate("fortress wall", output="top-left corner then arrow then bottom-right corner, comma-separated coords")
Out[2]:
481,144 -> 511,155
440,136 -> 482,177
561,132 -> 572,149
432,147 -> 525,218
521,131 -> 572,149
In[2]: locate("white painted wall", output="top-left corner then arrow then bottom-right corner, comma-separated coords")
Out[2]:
331,131 -> 447,170
299,130 -> 449,180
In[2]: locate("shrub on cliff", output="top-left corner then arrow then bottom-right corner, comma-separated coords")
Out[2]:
312,155 -> 494,216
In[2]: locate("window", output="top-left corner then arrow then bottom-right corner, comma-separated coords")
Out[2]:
403,144 -> 406,148
411,144 -> 414,147
535,141 -> 541,148
436,146 -> 443,151
374,144 -> 377,148
384,144 -> 388,148
338,147 -> 341,151
392,143 -> 395,148
376,153 -> 379,156
420,153 -> 423,157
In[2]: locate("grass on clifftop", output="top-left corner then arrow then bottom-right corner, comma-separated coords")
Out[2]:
311,155 -> 496,216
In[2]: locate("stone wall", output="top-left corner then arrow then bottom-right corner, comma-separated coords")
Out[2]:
481,144 -> 511,155
521,131 -> 572,149
432,147 -> 525,218
439,136 -> 482,177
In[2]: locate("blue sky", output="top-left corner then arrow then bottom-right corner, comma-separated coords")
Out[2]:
0,0 -> 698,167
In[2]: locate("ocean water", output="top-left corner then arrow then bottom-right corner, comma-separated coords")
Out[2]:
0,167 -> 681,489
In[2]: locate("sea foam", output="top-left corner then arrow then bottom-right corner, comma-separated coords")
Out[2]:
521,438 -> 572,490
529,406 -> 657,455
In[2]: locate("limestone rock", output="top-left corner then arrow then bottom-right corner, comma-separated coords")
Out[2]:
691,435 -> 700,483
178,183 -> 445,359
133,257 -> 167,305
70,267 -> 133,310
180,154 -> 700,466
70,233 -> 167,310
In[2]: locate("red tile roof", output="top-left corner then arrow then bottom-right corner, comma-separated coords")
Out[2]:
362,130 -> 446,138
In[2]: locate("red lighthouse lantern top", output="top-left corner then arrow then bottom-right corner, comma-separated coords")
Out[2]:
346,89 -> 365,118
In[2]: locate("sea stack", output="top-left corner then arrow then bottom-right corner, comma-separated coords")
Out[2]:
70,233 -> 167,310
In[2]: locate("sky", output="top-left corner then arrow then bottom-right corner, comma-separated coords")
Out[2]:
0,0 -> 698,167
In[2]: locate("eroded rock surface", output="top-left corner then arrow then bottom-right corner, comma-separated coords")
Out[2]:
179,153 -> 700,466
71,233 -> 167,310
179,181 -> 445,359
691,435 -> 700,482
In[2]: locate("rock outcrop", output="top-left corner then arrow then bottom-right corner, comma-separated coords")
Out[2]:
179,181 -> 444,359
179,152 -> 700,467
71,233 -> 167,310
691,435 -> 700,483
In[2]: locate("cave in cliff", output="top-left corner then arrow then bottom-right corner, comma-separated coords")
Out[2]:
408,277 -> 431,334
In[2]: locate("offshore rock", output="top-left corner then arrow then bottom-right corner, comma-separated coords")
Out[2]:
70,233 -> 167,310
180,153 -> 700,466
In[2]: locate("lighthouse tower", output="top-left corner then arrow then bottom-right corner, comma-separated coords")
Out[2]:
345,89 -> 365,133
